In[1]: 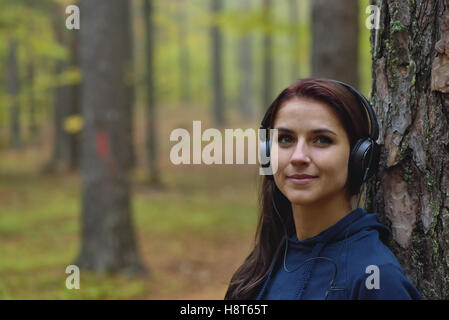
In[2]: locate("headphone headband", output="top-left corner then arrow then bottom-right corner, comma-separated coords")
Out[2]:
260,79 -> 379,143
331,80 -> 379,141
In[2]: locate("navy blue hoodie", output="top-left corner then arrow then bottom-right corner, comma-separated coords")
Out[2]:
256,208 -> 422,300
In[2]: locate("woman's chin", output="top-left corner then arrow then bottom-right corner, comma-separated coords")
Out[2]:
284,191 -> 320,206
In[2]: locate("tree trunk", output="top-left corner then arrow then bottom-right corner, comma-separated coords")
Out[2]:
27,61 -> 38,137
6,38 -> 22,150
262,0 -> 273,109
289,0 -> 300,82
76,0 -> 146,275
48,3 -> 81,172
178,0 -> 191,105
369,1 -> 449,299
68,32 -> 81,171
238,0 -> 254,120
51,73 -> 73,167
311,0 -> 359,87
144,0 -> 160,185
211,0 -> 225,126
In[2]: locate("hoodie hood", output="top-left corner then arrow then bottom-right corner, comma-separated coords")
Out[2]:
256,207 -> 391,300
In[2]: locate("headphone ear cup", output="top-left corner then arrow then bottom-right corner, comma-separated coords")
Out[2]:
266,139 -> 271,158
259,136 -> 274,179
364,141 -> 380,180
259,140 -> 270,167
348,138 -> 375,193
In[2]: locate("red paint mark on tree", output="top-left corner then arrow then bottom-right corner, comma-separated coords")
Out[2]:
96,130 -> 109,159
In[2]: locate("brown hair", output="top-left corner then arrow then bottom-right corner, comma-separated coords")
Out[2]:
224,78 -> 371,300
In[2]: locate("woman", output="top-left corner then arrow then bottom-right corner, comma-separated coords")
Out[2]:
225,78 -> 421,300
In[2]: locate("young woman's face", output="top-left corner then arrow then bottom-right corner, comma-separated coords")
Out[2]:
272,97 -> 351,206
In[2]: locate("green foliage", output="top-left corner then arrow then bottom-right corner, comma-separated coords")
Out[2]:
0,0 -> 71,135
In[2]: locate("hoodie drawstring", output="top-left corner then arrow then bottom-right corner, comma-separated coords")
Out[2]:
294,241 -> 326,299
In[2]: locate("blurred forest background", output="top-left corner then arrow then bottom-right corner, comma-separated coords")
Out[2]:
0,0 -> 372,299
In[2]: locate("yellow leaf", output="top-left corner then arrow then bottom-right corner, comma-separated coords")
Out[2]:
64,115 -> 83,134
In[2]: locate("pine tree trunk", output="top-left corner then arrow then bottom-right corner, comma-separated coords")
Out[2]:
369,1 -> 449,299
311,0 -> 359,87
76,0 -> 146,275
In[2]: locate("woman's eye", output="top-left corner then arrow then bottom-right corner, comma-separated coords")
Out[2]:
278,135 -> 293,144
277,135 -> 332,146
315,136 -> 332,145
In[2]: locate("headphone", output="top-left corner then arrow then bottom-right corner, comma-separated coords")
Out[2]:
259,79 -> 380,195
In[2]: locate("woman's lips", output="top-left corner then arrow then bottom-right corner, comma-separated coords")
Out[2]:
287,176 -> 317,185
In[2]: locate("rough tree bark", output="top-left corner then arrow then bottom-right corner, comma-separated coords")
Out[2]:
368,0 -> 449,299
76,0 -> 146,274
311,0 -> 359,87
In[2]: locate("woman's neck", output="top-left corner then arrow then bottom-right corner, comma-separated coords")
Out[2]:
291,191 -> 353,241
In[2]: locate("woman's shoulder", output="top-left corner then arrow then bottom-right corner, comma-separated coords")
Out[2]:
343,227 -> 421,299
346,224 -> 399,266
346,262 -> 422,299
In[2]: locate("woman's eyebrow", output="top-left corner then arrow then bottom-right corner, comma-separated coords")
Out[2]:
275,127 -> 337,136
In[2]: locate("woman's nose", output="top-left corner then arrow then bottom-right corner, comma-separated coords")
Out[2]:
290,140 -> 311,164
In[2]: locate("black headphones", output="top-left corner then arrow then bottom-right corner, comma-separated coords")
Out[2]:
259,79 -> 380,195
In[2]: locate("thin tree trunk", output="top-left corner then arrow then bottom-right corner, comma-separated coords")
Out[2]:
27,61 -> 38,137
289,0 -> 300,82
48,3 -> 81,172
6,38 -> 22,150
262,0 -> 273,109
211,0 -> 225,126
68,31 -> 81,171
369,1 -> 449,299
238,0 -> 254,120
178,0 -> 191,105
51,72 -> 72,167
311,0 -> 359,87
144,0 -> 160,185
76,0 -> 146,275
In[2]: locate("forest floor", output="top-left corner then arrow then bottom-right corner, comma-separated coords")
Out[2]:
0,104 -> 262,299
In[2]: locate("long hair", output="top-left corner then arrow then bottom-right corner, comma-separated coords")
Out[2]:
224,78 -> 371,300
